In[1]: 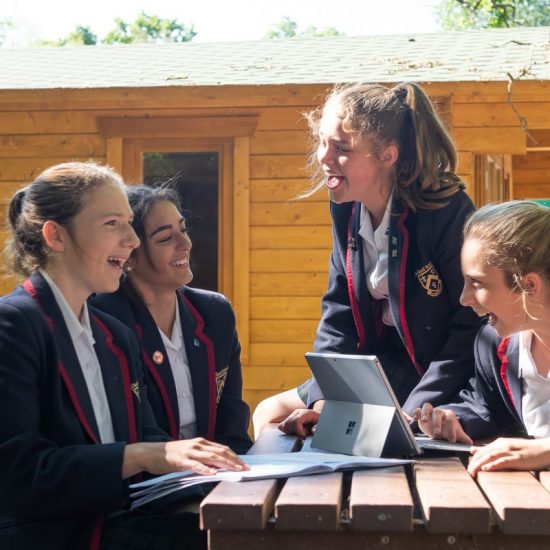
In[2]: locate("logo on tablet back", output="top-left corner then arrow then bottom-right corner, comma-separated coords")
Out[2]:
345,421 -> 356,435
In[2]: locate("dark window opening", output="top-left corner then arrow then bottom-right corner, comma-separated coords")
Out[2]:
143,152 -> 219,292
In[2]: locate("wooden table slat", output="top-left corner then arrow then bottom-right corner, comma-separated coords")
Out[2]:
200,479 -> 278,530
349,466 -> 413,532
209,527 -> 550,550
537,470 -> 550,493
477,471 -> 550,535
415,458 -> 491,533
274,472 -> 343,530
248,424 -> 303,455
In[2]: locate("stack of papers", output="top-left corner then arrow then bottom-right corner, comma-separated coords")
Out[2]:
130,452 -> 412,509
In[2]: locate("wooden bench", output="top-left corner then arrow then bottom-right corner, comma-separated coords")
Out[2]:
201,425 -> 550,549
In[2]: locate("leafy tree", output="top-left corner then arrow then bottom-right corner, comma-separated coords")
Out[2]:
437,0 -> 550,30
103,11 -> 196,44
41,25 -> 98,46
265,16 -> 343,39
0,18 -> 14,46
40,12 -> 195,47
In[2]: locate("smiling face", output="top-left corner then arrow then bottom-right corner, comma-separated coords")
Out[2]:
316,99 -> 396,206
60,181 -> 140,296
460,237 -> 529,337
129,199 -> 193,292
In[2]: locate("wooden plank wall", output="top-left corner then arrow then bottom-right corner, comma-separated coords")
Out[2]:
0,81 -> 550,421
513,151 -> 550,199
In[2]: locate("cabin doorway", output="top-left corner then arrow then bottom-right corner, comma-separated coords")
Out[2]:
143,151 -> 219,292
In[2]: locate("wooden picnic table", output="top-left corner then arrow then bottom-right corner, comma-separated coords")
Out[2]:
200,425 -> 550,549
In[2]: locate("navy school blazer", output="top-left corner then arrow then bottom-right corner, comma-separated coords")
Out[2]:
306,190 -> 483,415
0,273 -> 168,550
91,285 -> 252,454
445,323 -> 527,441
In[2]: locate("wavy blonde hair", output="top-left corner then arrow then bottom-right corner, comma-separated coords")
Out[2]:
301,82 -> 463,210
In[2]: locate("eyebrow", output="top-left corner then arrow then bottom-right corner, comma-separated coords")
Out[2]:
102,211 -> 127,218
149,218 -> 185,238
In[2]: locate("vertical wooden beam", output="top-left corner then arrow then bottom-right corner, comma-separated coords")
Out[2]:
219,141 -> 234,301
233,136 -> 250,366
105,137 -> 123,175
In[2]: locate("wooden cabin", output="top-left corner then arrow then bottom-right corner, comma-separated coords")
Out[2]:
1,26 -> 549,415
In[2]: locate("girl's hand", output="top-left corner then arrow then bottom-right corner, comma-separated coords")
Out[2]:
467,437 -> 550,477
123,438 -> 249,478
278,408 -> 320,438
413,403 -> 473,445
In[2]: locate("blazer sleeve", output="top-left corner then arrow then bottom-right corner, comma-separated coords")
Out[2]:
0,302 -> 127,519
403,192 -> 482,414
212,300 -> 252,454
446,327 -> 526,440
305,202 -> 359,405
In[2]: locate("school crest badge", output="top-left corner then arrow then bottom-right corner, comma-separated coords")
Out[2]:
216,367 -> 229,404
416,262 -> 443,297
131,381 -> 141,402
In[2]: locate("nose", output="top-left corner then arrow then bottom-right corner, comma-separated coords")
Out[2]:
459,282 -> 472,307
124,224 -> 140,250
317,142 -> 333,167
177,230 -> 192,250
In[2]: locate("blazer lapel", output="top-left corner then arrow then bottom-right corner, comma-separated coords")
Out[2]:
505,335 -> 523,418
91,319 -> 129,442
134,302 -> 180,439
26,273 -> 101,443
178,290 -> 213,439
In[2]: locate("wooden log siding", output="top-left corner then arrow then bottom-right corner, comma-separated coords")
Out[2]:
0,80 -> 550,419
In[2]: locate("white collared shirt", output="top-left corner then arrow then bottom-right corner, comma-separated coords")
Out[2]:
519,330 -> 550,438
358,198 -> 395,326
40,270 -> 115,443
158,299 -> 197,439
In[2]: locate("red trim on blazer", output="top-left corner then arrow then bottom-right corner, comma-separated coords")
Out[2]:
497,337 -> 514,406
90,515 -> 104,550
58,363 -> 100,444
396,208 -> 424,376
346,203 -> 367,352
23,280 -> 99,444
137,325 -> 179,440
92,314 -> 138,444
179,291 -> 217,440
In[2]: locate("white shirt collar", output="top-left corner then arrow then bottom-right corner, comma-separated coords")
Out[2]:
159,296 -> 184,352
39,269 -> 95,346
358,191 -> 393,245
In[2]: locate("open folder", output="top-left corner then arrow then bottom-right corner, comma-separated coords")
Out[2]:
306,352 -> 472,458
129,452 -> 412,509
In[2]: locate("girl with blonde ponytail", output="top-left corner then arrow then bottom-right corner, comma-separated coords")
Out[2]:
254,82 -> 482,439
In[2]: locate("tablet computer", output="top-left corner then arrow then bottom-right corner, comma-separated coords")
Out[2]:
306,352 -> 422,458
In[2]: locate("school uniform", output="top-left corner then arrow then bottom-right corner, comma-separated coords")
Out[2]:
444,323 -> 530,441
0,272 -> 171,550
304,189 -> 482,414
91,286 -> 252,455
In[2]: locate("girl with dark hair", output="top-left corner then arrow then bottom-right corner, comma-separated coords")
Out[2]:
416,201 -> 550,476
91,185 -> 252,454
254,82 -> 482,438
0,162 -> 247,550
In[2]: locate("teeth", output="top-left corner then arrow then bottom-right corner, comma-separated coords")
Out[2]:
107,257 -> 126,269
171,258 -> 187,267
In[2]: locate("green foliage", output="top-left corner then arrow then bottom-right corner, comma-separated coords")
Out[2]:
39,11 -> 195,47
40,25 -> 98,46
265,16 -> 344,39
102,11 -> 196,44
437,0 -> 550,30
0,18 -> 14,46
